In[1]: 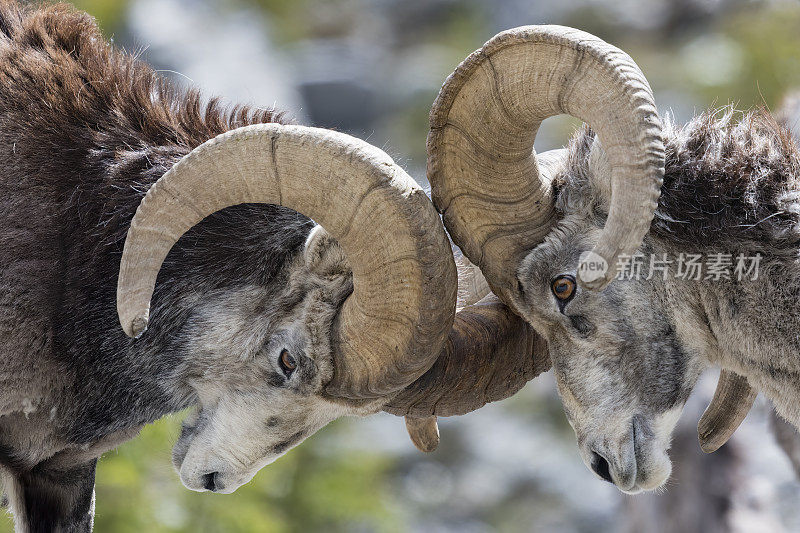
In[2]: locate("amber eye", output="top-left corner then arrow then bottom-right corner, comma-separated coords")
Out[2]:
279,349 -> 297,376
551,275 -> 576,302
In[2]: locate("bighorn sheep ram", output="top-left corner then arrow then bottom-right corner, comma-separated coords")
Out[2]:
428,25 -> 800,494
0,3 -> 546,531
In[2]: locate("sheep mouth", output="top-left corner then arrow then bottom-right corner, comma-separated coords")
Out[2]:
632,416 -> 641,465
623,415 -> 671,494
171,419 -> 199,471
623,418 -> 644,493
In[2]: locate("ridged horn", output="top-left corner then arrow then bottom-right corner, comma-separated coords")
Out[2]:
117,124 -> 457,400
385,294 -> 550,418
427,25 -> 664,312
698,369 -> 757,453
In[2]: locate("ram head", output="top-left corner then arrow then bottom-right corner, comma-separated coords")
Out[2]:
427,25 -> 764,493
117,124 -> 549,493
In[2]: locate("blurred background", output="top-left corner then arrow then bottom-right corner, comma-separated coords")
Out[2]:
6,0 -> 800,531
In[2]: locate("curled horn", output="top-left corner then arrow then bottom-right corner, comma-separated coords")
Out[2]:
698,369 -> 757,453
427,25 -> 664,314
117,124 -> 457,401
386,294 -> 551,420
398,258 -> 549,452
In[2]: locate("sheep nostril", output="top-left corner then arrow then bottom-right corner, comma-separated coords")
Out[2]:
590,451 -> 614,484
202,472 -> 218,492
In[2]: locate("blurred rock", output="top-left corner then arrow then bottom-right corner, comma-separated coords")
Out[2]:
125,0 -> 303,117
777,91 -> 800,141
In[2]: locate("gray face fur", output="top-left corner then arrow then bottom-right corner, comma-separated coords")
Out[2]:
171,227 -> 364,493
511,109 -> 800,492
515,137 -> 706,493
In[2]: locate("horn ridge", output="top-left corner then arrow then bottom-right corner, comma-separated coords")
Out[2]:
385,294 -> 550,417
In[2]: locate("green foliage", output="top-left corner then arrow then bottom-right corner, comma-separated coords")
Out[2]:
94,416 -> 399,532
719,4 -> 800,108
69,0 -> 130,35
1,416 -> 399,532
227,0 -> 328,43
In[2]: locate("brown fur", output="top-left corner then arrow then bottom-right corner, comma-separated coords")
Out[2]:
0,1 -> 285,148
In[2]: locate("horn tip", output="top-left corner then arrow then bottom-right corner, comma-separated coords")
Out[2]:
696,370 -> 756,454
698,434 -> 723,454
405,416 -> 440,453
128,315 -> 149,338
700,443 -> 720,454
697,419 -> 727,453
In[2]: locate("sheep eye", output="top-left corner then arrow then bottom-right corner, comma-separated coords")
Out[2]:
551,275 -> 576,302
279,349 -> 297,376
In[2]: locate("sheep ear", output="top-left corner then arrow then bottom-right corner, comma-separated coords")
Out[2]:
588,137 -> 613,211
303,226 -> 348,277
455,253 -> 491,310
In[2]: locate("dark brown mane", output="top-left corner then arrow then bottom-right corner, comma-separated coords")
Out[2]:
559,108 -> 800,254
0,1 -> 287,151
654,108 -> 800,253
0,0 -> 306,290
